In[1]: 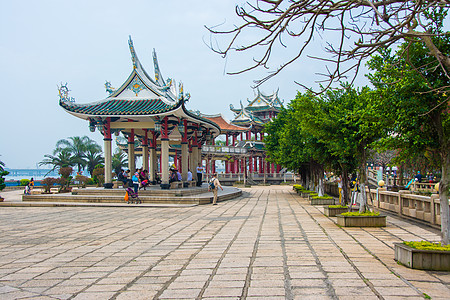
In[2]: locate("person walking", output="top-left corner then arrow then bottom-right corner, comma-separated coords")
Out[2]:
196,163 -> 204,187
209,173 -> 223,205
336,175 -> 343,205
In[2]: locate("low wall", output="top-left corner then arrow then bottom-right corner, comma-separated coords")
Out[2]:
325,182 -> 448,226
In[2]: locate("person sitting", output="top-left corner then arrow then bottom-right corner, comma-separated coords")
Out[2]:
169,169 -> 178,183
177,170 -> 182,182
118,169 -> 128,188
154,172 -> 161,184
187,170 -> 192,181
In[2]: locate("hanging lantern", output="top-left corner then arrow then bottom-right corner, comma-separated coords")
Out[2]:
154,121 -> 161,132
178,120 -> 185,135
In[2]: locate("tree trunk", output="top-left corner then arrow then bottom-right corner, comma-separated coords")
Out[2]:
340,165 -> 350,206
359,148 -> 370,213
440,151 -> 450,245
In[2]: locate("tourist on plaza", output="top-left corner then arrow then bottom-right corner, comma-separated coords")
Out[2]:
336,175 -> 343,204
209,173 -> 223,205
118,169 -> 128,187
29,177 -> 34,192
169,169 -> 178,183
154,172 -> 161,184
187,169 -> 193,181
196,163 -> 204,186
132,170 -> 139,193
24,183 -> 31,195
176,170 -> 182,181
415,171 -> 422,183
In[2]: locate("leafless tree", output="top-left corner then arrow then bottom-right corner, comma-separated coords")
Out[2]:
206,0 -> 450,91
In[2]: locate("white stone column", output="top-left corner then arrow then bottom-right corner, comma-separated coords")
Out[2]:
161,139 -> 169,185
104,138 -> 112,184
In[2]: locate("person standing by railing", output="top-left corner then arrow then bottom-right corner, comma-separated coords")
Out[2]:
196,163 -> 204,187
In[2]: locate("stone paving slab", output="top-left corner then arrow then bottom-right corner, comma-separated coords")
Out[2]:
0,186 -> 449,299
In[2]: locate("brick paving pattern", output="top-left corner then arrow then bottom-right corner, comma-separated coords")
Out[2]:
0,186 -> 449,299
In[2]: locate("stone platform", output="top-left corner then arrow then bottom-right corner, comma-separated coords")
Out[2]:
2,185 -> 242,207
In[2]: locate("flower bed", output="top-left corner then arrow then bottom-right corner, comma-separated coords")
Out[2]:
324,205 -> 348,217
394,242 -> 450,271
310,195 -> 335,205
336,212 -> 386,227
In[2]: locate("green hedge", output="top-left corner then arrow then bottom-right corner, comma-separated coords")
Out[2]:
341,211 -> 380,217
403,241 -> 450,252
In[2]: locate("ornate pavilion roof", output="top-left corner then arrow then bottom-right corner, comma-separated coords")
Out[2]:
198,113 -> 249,133
229,100 -> 265,127
230,88 -> 283,114
58,37 -> 220,139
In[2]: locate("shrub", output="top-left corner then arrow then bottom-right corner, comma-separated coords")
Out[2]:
312,195 -> 332,199
403,241 -> 450,252
328,205 -> 348,209
41,177 -> 58,193
341,211 -> 380,217
20,179 -> 30,186
0,165 -> 9,192
74,175 -> 90,188
92,166 -> 105,187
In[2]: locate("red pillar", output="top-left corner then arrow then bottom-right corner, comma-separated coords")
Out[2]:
232,135 -> 236,146
226,133 -> 229,146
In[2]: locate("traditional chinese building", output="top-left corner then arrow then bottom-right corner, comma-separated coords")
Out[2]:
60,38 -> 284,188
60,37 -> 220,189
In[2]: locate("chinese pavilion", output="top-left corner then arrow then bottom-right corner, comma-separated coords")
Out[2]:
60,37 -> 220,189
60,38 -> 284,188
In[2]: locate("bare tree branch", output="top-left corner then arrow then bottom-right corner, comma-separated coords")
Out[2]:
206,0 -> 450,92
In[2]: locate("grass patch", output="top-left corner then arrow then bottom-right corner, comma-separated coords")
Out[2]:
403,241 -> 450,252
312,195 -> 332,200
328,205 -> 348,209
340,211 -> 380,217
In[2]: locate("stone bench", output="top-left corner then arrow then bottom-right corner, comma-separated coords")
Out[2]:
184,181 -> 196,188
170,181 -> 183,189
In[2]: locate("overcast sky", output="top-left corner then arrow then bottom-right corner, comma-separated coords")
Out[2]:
0,0 -> 371,169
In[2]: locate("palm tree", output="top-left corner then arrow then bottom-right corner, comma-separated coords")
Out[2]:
39,149 -> 76,175
112,148 -> 128,176
85,148 -> 104,176
55,136 -> 101,173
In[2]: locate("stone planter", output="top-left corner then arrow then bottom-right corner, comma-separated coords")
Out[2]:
310,198 -> 335,205
394,243 -> 450,271
324,206 -> 348,217
336,214 -> 386,227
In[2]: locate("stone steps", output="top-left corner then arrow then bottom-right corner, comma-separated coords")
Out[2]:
19,187 -> 242,206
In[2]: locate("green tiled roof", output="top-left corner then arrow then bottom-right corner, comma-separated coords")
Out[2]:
60,98 -> 177,115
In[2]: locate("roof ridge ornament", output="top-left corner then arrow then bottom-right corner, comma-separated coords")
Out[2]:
152,49 -> 166,86
58,82 -> 75,103
128,36 -> 139,70
105,81 -> 116,95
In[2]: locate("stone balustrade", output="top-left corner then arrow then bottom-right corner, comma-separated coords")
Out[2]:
325,182 -> 448,226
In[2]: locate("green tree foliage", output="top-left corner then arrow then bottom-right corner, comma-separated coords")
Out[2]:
112,148 -> 128,176
85,148 -> 104,176
39,149 -> 76,175
55,136 -> 102,173
367,14 -> 450,243
0,160 -> 9,192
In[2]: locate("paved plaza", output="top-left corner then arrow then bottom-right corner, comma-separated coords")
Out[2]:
0,185 -> 449,299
